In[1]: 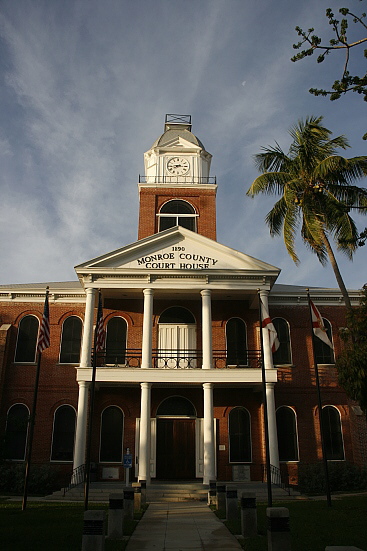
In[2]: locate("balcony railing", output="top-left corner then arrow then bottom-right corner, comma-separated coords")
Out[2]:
93,349 -> 261,370
139,175 -> 217,185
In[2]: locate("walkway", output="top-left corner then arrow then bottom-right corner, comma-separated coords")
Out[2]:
125,501 -> 242,550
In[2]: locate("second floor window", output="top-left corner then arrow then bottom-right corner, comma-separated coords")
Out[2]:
315,319 -> 334,364
60,316 -> 82,364
272,318 -> 291,365
15,315 -> 39,363
158,200 -> 197,232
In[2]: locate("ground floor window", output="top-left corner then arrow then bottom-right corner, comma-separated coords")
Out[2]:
229,407 -> 252,463
276,406 -> 299,461
322,405 -> 344,460
100,406 -> 124,462
4,404 -> 29,460
51,405 -> 76,461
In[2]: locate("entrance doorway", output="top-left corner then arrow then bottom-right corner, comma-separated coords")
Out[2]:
156,396 -> 197,480
156,419 -> 196,480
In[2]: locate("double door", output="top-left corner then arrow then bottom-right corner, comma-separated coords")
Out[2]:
156,418 -> 196,479
158,324 -> 196,368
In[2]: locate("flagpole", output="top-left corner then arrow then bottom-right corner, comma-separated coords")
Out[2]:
257,290 -> 273,508
22,287 -> 50,511
84,290 -> 102,511
306,289 -> 332,507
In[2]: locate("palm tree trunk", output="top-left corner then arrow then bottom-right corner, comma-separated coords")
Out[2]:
320,231 -> 352,310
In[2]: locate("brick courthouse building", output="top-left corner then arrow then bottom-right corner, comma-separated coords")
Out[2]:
0,115 -> 366,488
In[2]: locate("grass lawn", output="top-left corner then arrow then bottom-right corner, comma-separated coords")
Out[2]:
0,501 -> 144,551
218,495 -> 367,551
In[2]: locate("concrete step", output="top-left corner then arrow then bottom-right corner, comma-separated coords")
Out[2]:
45,481 -> 300,503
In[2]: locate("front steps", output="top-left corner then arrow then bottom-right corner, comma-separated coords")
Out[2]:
46,481 -> 300,503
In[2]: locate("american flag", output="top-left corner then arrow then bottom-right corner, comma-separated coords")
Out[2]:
37,289 -> 50,353
95,292 -> 105,352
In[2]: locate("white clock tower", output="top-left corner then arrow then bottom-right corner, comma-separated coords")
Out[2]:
138,114 -> 217,240
143,114 -> 213,184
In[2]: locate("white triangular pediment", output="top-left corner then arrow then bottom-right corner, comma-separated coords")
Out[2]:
75,227 -> 280,276
154,136 -> 202,151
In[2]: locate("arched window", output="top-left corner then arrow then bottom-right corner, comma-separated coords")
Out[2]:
100,406 -> 124,463
159,306 -> 195,325
59,316 -> 82,364
15,315 -> 39,363
158,200 -> 197,232
226,318 -> 248,366
51,405 -> 76,461
272,318 -> 291,365
276,406 -> 299,462
229,407 -> 252,463
315,319 -> 334,364
157,396 -> 196,416
4,404 -> 29,460
105,317 -> 127,364
322,406 -> 344,460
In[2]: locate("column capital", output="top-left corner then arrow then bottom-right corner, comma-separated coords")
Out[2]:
203,382 -> 213,391
78,381 -> 91,390
85,287 -> 97,297
140,382 -> 152,391
143,288 -> 154,296
258,289 -> 269,298
200,289 -> 211,297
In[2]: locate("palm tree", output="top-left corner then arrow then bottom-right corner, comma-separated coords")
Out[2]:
247,116 -> 367,309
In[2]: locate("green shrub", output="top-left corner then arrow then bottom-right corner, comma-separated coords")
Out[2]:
0,463 -> 59,495
298,462 -> 367,494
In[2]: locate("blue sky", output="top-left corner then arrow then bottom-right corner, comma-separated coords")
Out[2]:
0,0 -> 366,289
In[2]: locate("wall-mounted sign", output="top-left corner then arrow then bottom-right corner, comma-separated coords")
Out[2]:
135,247 -> 219,270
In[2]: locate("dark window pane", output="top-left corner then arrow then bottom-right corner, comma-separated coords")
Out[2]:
322,406 -> 344,460
4,404 -> 29,460
100,407 -> 123,462
157,396 -> 196,416
60,317 -> 82,363
160,201 -> 195,214
226,318 -> 247,365
179,217 -> 196,231
276,407 -> 299,461
106,318 -> 127,364
272,318 -> 291,364
15,316 -> 39,362
51,406 -> 76,461
159,307 -> 195,324
229,408 -> 251,462
315,319 -> 334,364
159,217 -> 176,231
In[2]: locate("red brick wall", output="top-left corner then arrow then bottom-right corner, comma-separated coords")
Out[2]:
138,186 -> 217,240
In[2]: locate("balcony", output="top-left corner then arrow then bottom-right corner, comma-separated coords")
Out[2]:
94,349 -> 261,370
139,175 -> 217,185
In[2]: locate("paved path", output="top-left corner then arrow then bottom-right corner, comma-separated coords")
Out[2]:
125,501 -> 242,550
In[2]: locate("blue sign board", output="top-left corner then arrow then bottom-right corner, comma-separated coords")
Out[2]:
123,454 -> 133,468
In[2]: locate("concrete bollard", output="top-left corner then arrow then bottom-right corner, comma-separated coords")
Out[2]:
123,487 -> 135,520
325,548 -> 365,550
267,507 -> 291,551
107,494 -> 124,540
82,510 -> 105,551
207,480 -> 217,506
216,483 -> 226,511
226,484 -> 238,521
241,491 -> 257,538
134,485 -> 142,512
139,480 -> 147,505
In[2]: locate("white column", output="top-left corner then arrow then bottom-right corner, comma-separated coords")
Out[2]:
80,288 -> 96,368
201,290 -> 212,369
73,381 -> 90,472
138,382 -> 152,483
141,289 -> 154,369
203,382 -> 216,484
266,382 -> 279,470
259,289 -> 279,471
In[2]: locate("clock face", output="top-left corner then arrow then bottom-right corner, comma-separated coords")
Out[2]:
166,157 -> 190,176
